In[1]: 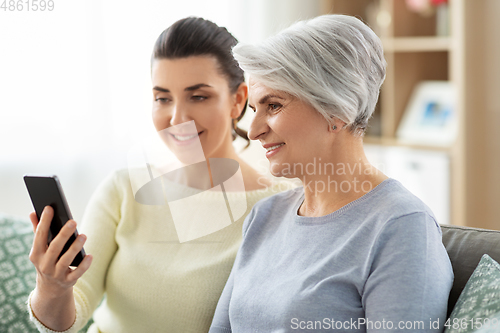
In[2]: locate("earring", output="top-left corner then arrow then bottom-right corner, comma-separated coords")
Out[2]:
332,125 -> 337,130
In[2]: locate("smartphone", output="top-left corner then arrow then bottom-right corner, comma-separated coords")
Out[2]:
24,174 -> 85,267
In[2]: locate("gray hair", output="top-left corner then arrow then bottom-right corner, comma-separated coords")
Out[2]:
233,14 -> 386,134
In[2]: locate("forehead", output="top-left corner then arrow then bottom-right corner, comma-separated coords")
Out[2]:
248,78 -> 288,103
152,56 -> 227,88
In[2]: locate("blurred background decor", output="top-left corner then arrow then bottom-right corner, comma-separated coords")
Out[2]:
397,81 -> 457,147
321,0 -> 500,230
405,0 -> 449,36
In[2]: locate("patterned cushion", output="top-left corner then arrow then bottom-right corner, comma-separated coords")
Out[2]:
473,311 -> 500,333
0,214 -> 92,333
444,254 -> 500,333
0,213 -> 38,333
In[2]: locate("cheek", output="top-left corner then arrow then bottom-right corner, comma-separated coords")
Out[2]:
203,99 -> 232,131
198,109 -> 225,130
269,112 -> 304,140
205,118 -> 230,145
151,107 -> 167,131
271,113 -> 324,156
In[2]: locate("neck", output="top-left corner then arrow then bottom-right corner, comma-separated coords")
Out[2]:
298,135 -> 387,217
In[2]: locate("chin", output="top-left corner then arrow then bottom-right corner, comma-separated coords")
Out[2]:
268,162 -> 291,178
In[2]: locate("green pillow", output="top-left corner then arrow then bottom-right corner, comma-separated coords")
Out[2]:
444,254 -> 500,333
0,214 -> 38,333
473,311 -> 500,333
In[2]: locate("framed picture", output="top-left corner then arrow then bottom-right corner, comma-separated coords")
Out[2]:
397,81 -> 457,147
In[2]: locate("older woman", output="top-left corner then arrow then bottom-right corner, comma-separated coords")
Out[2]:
209,14 -> 453,333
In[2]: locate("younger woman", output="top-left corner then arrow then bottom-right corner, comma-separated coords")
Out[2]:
28,17 -> 277,333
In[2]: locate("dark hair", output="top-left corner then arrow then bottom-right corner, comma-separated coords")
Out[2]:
151,17 -> 249,148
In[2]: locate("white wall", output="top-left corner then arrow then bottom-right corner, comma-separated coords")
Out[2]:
0,0 -> 322,221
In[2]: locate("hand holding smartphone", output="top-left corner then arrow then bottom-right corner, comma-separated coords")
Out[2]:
24,175 -> 86,267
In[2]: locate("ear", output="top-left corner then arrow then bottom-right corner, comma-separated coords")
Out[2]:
329,117 -> 348,133
231,82 -> 248,119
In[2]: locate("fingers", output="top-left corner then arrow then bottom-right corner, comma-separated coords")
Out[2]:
67,255 -> 93,282
31,206 -> 53,255
45,219 -> 78,266
29,212 -> 38,234
56,234 -> 87,272
28,207 -> 91,294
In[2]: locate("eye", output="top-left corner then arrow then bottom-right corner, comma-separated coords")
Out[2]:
268,103 -> 282,112
249,105 -> 256,112
191,95 -> 208,102
155,97 -> 170,104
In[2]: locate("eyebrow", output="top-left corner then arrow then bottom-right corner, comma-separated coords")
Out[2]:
153,83 -> 213,93
258,94 -> 285,104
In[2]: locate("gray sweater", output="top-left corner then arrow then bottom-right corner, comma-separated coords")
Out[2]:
209,178 -> 453,332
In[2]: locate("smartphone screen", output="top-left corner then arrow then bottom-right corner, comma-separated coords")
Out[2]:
24,175 -> 85,267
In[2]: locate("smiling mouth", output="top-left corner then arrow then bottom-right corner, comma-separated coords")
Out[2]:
171,131 -> 203,141
266,143 -> 285,152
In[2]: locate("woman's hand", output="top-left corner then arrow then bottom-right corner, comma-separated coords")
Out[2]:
29,205 -> 92,299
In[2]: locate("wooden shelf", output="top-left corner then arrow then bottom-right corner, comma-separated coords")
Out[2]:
322,0 -> 500,230
382,37 -> 452,52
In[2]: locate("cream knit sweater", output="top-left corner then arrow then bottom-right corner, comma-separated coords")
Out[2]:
28,169 -> 283,333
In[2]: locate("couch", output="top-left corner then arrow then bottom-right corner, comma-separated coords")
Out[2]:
440,224 -> 500,318
1,214 -> 499,332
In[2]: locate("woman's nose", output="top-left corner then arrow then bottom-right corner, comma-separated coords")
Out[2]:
170,103 -> 191,126
248,112 -> 268,141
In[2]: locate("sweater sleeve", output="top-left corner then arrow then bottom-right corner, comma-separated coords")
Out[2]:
208,267 -> 234,333
27,171 -> 122,333
362,212 -> 454,333
208,203 -> 260,333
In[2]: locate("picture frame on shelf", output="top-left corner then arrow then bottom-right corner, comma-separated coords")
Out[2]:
397,81 -> 457,147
